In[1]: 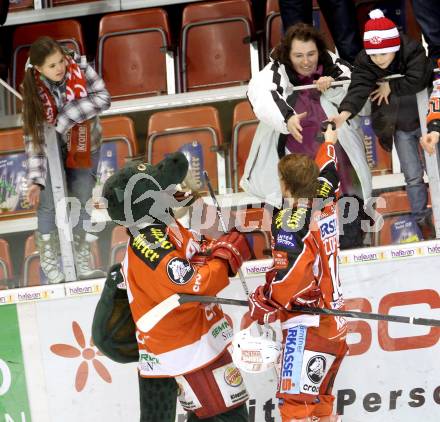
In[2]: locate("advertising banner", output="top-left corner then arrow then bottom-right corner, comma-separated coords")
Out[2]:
27,295 -> 139,422
334,255 -> 440,421
93,142 -> 118,207
1,253 -> 439,421
0,152 -> 33,215
0,304 -> 31,422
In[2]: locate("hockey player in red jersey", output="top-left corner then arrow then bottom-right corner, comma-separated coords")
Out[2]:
98,152 -> 251,421
419,65 -> 439,239
421,64 -> 440,156
248,123 -> 347,422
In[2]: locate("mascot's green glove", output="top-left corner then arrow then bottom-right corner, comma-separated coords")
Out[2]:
92,263 -> 138,363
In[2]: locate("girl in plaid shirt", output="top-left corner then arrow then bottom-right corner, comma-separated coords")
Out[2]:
21,36 -> 111,283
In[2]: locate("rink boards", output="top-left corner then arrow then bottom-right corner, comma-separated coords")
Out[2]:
0,241 -> 440,422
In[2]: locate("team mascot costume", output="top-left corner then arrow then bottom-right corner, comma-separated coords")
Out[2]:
92,152 -> 251,421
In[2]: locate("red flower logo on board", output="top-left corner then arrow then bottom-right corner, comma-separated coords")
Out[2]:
50,321 -> 112,392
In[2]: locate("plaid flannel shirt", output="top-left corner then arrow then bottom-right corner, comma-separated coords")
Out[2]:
24,53 -> 111,188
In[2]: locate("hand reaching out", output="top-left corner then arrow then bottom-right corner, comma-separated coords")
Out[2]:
370,81 -> 391,106
26,184 -> 41,208
328,111 -> 351,129
420,131 -> 440,156
287,111 -> 307,143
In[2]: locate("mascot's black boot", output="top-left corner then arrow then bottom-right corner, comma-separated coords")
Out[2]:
139,376 -> 178,422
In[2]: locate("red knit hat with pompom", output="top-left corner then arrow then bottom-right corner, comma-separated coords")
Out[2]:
363,9 -> 401,55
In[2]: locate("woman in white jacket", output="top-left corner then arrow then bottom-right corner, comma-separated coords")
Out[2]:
241,23 -> 371,208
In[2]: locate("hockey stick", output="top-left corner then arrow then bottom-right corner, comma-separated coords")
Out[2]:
203,170 -> 250,297
136,293 -> 440,332
291,68 -> 440,92
138,171 -> 254,334
290,73 -> 404,92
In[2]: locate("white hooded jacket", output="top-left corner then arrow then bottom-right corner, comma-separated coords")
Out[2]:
241,51 -> 372,207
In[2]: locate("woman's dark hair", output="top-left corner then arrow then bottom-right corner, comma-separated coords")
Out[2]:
21,36 -> 64,148
271,22 -> 328,66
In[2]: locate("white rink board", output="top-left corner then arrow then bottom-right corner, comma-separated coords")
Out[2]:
334,255 -> 440,421
3,253 -> 439,422
18,296 -> 140,422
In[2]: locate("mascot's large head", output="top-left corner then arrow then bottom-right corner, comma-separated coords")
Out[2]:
103,152 -> 191,227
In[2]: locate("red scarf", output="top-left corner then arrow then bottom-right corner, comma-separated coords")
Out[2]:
35,55 -> 91,169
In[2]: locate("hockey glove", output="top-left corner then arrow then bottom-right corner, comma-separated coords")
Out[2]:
249,285 -> 282,325
291,286 -> 322,308
210,231 -> 252,276
189,237 -> 215,266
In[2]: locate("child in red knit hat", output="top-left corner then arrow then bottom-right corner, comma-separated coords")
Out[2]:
330,9 -> 435,240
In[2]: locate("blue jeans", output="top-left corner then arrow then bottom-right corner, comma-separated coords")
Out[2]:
37,147 -> 100,234
394,128 -> 431,222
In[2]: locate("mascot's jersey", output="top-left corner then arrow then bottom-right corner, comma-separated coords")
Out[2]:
121,222 -> 233,377
268,142 -> 347,341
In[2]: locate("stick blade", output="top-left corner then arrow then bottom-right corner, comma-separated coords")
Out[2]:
413,317 -> 440,327
136,294 -> 182,333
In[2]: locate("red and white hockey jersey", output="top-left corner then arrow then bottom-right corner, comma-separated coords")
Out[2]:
427,72 -> 440,132
121,221 -> 234,377
268,142 -> 347,341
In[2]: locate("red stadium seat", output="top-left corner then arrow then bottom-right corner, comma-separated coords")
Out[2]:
52,0 -> 100,5
97,9 -> 173,100
245,231 -> 272,259
146,106 -> 226,193
234,207 -> 272,233
9,0 -> 33,11
0,127 -> 25,152
0,128 -> 36,219
377,191 -> 412,215
93,116 -> 138,206
12,19 -> 85,93
180,0 -> 256,92
231,101 -> 258,192
265,0 -> 281,57
100,116 -> 138,168
0,239 -> 13,289
109,225 -> 129,265
235,207 -> 272,259
370,139 -> 392,176
373,191 -> 429,246
191,205 -> 272,260
23,234 -> 40,287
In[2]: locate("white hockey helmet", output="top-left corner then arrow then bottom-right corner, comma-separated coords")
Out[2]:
231,323 -> 282,373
